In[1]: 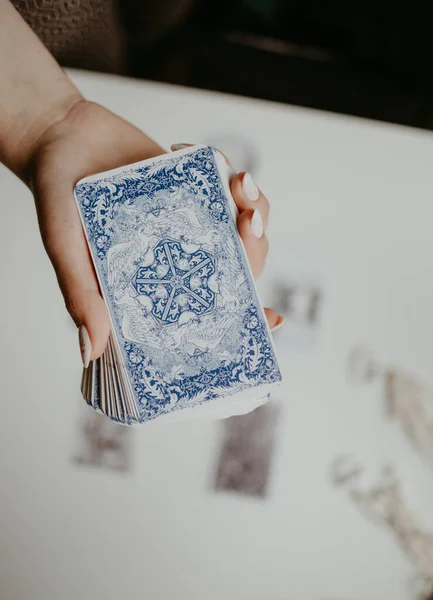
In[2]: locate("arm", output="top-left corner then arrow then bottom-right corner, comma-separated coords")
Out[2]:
0,0 -> 81,181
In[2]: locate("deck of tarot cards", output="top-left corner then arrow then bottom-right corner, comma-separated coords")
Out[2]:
74,145 -> 282,425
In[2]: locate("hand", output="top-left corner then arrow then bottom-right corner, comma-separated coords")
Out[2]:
29,101 -> 283,366
0,3 -> 282,365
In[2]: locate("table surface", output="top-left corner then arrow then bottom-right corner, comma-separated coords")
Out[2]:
1,69 -> 433,600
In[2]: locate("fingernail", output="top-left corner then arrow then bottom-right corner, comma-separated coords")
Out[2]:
242,172 -> 259,202
78,325 -> 91,368
171,143 -> 190,151
271,315 -> 285,332
250,209 -> 264,238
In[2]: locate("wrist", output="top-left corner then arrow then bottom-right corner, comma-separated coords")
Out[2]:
0,0 -> 85,182
0,85 -> 83,183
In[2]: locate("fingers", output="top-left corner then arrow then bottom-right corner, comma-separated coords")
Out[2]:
33,180 -> 111,364
230,171 -> 269,229
234,180 -> 285,330
230,171 -> 269,279
237,209 -> 268,279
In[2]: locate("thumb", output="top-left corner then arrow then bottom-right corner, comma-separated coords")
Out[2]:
34,183 -> 111,367
69,289 -> 110,368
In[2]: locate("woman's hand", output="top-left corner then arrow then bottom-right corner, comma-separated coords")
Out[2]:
28,102 -> 283,366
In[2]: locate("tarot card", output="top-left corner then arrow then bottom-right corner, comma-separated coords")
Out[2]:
214,403 -> 280,497
74,145 -> 282,425
73,404 -> 131,471
257,248 -> 325,354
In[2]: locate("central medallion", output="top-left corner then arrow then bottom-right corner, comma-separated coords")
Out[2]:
171,274 -> 184,288
132,238 -> 216,325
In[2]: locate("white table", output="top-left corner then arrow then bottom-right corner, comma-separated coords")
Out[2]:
1,69 -> 433,600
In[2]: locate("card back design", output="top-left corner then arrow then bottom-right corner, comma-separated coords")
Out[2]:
75,146 -> 281,423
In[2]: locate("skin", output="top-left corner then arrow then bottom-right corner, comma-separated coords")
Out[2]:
0,0 -> 282,363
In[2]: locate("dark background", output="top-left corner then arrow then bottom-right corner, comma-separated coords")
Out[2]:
15,0 -> 433,129
122,0 -> 433,129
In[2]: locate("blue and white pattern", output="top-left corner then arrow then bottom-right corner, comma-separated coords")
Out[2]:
75,146 -> 281,423
132,239 -> 216,325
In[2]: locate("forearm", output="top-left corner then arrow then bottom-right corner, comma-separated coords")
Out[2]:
0,0 -> 82,181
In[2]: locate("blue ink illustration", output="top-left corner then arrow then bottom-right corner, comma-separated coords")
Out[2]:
75,147 -> 281,423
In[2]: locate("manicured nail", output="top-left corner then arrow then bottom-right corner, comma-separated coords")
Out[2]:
271,315 -> 285,332
242,172 -> 259,201
250,209 -> 264,238
78,325 -> 91,368
171,143 -> 190,151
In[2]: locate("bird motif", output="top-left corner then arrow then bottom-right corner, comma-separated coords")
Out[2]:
207,272 -> 221,294
113,286 -> 140,308
178,310 -> 200,327
194,229 -> 220,250
135,294 -> 154,314
137,246 -> 155,268
121,308 -> 163,348
218,282 -> 241,311
107,231 -> 151,286
167,313 -> 237,351
149,208 -> 203,240
180,236 -> 202,255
